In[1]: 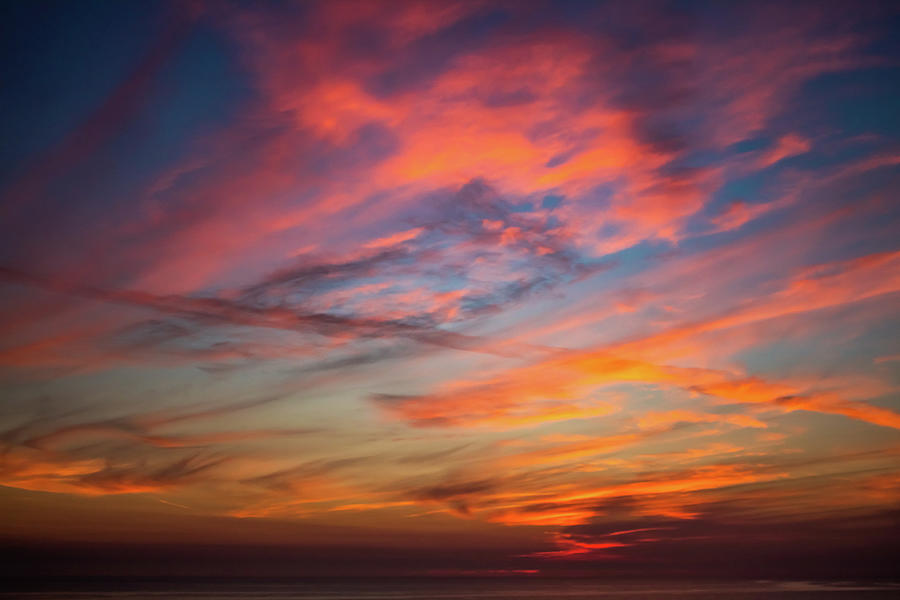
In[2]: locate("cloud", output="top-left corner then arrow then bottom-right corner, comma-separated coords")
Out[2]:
373,340 -> 900,431
0,0 -> 897,577
0,394 -> 318,496
758,134 -> 812,167
636,410 -> 767,430
525,532 -> 629,559
0,262 -> 524,360
0,452 -> 225,496
0,6 -> 194,225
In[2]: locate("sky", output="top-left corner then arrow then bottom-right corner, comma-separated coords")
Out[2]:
1,0 -> 899,580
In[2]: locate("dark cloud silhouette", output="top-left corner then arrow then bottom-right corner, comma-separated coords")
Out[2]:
0,264 -> 505,357
0,177 -> 600,371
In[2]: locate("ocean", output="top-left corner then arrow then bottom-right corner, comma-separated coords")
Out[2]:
3,579 -> 899,599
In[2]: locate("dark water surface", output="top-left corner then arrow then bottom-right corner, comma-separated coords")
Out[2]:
3,580 -> 899,599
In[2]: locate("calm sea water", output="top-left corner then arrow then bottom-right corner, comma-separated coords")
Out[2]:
3,580 -> 899,600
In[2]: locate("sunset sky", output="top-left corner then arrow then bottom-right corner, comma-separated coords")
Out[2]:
1,0 -> 899,579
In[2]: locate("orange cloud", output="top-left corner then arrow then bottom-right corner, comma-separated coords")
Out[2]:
759,133 -> 812,167
377,341 -> 900,431
0,449 -> 224,496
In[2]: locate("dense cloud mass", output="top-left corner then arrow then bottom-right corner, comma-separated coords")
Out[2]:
0,0 -> 899,578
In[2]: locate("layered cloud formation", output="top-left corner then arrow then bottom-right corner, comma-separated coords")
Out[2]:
1,0 -> 898,578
